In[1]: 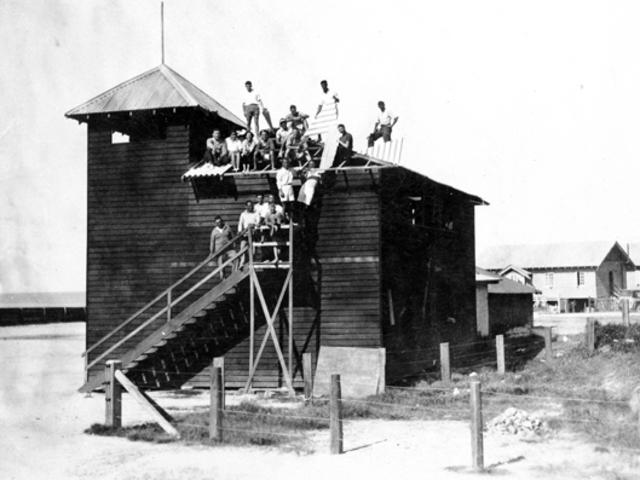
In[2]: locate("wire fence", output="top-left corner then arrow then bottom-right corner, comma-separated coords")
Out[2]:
95,329 -> 640,469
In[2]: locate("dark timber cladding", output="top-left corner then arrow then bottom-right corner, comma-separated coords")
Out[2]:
380,168 -> 479,381
69,63 -> 487,391
184,171 -> 382,388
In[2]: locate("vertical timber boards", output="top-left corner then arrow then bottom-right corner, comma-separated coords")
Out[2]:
379,168 -> 478,382
86,123 -> 196,382
185,171 -> 383,388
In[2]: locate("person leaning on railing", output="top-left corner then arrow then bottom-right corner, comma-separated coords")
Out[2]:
209,215 -> 237,279
237,200 -> 262,266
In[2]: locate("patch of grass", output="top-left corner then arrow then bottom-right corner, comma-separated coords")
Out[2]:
85,422 -> 176,443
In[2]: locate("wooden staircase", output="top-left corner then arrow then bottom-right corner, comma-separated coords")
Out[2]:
79,229 -> 265,392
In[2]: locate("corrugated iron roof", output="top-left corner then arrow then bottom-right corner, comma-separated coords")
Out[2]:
476,267 -> 537,294
0,292 -> 85,308
65,64 -> 245,126
478,241 -> 633,270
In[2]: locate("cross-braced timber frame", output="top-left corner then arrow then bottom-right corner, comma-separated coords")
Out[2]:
243,219 -> 296,395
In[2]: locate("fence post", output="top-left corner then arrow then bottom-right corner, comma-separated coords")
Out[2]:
210,366 -> 223,441
105,360 -> 122,428
440,342 -> 451,384
622,299 -> 630,329
470,378 -> 484,471
585,318 -> 595,353
303,352 -> 313,401
330,374 -> 343,454
213,356 -> 225,409
496,335 -> 505,375
543,327 -> 553,363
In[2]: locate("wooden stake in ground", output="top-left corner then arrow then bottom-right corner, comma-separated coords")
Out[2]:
210,366 -> 223,441
496,335 -> 505,375
440,342 -> 451,384
544,327 -> 553,363
213,356 -> 225,409
622,299 -> 630,329
585,318 -> 595,353
330,374 -> 343,454
303,352 -> 313,401
105,360 -> 122,428
469,379 -> 484,471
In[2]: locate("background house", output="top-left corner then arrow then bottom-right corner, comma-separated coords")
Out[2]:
476,268 -> 536,336
625,242 -> 640,290
478,241 -> 635,312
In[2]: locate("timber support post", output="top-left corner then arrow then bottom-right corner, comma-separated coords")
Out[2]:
210,366 -> 223,441
440,342 -> 451,384
496,334 -> 505,375
544,327 -> 553,363
303,352 -> 313,402
330,374 -> 343,454
622,298 -> 630,329
213,356 -> 225,409
470,378 -> 484,471
105,360 -> 122,428
585,318 -> 595,353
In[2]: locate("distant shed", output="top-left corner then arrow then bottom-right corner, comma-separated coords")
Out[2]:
0,292 -> 86,326
476,268 -> 536,336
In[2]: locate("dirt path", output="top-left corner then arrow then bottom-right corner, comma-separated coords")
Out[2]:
1,323 -> 639,480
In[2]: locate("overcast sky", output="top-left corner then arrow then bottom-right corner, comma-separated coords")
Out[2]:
1,0 -> 640,293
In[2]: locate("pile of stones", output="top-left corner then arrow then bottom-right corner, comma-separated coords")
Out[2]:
487,407 -> 548,437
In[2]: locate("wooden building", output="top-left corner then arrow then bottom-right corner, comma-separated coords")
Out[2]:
479,241 -> 636,312
66,64 -> 486,392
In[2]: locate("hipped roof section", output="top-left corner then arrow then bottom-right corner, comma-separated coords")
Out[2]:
65,64 -> 245,126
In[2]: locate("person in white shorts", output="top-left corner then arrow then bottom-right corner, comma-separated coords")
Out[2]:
242,80 -> 274,136
276,158 -> 295,215
225,131 -> 243,171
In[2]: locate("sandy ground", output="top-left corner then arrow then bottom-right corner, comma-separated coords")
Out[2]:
1,322 -> 639,480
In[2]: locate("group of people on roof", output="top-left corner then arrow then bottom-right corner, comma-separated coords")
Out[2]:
200,79 -> 399,173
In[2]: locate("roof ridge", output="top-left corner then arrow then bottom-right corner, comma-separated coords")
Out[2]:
65,65 -> 162,116
159,64 -> 198,106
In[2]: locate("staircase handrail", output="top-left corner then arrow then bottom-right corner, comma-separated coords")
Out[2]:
82,228 -> 250,360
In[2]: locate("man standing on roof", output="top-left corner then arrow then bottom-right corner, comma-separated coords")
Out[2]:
209,216 -> 237,279
367,101 -> 399,147
315,80 -> 339,118
335,123 -> 353,166
242,81 -> 274,136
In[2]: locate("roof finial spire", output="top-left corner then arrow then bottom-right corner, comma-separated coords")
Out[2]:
160,1 -> 165,64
